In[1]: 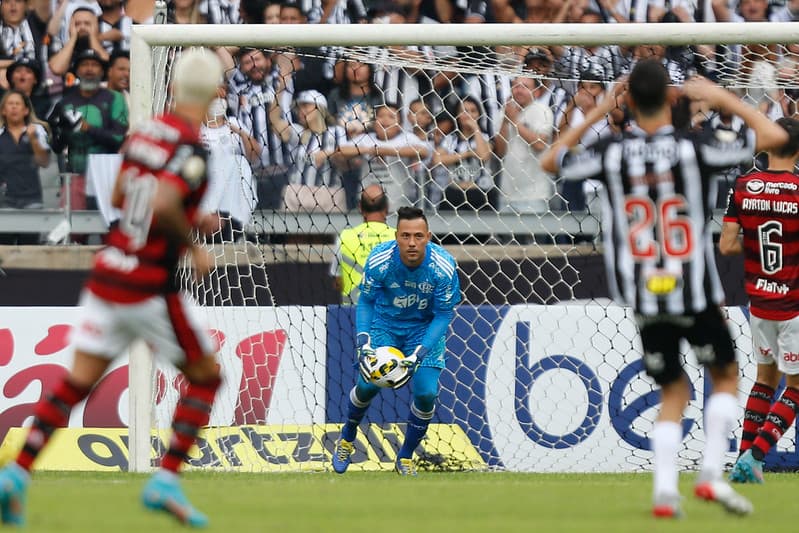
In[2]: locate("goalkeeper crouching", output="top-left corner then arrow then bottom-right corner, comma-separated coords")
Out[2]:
332,206 -> 461,476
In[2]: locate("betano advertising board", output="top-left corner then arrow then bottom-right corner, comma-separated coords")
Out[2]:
0,305 -> 795,471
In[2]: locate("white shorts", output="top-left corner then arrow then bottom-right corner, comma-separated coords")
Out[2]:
71,290 -> 217,366
751,314 -> 799,376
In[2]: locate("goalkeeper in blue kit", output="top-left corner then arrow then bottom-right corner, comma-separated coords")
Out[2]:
332,206 -> 461,476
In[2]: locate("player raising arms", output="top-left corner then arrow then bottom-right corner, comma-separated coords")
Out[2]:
541,60 -> 789,518
0,49 -> 224,528
720,117 -> 799,484
332,206 -> 461,476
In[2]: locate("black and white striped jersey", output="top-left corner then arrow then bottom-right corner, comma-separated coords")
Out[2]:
227,70 -> 288,171
557,123 -> 756,315
98,14 -> 133,54
285,124 -> 346,187
200,0 -> 241,24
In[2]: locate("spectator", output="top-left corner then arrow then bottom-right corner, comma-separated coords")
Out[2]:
105,50 -> 129,103
0,0 -> 37,90
263,0 -> 282,21
630,42 -> 691,85
558,66 -> 612,145
328,57 -> 382,208
268,88 -> 348,212
367,4 -> 443,118
97,0 -> 133,55
391,0 -> 458,116
227,47 -> 289,209
522,0 -> 556,22
201,96 -> 261,242
407,97 -> 436,209
495,75 -> 555,216
48,6 -> 109,77
274,1 -> 335,95
49,47 -> 127,211
169,0 -> 206,22
23,0 -> 52,64
553,8 -> 622,96
328,58 -> 381,138
425,108 -> 455,210
435,95 -> 495,212
522,47 -> 569,131
126,0 -> 156,22
459,55 -> 512,138
344,101 -> 431,208
557,67 -> 611,220
5,57 -> 52,119
0,90 -> 51,244
239,0 -> 268,23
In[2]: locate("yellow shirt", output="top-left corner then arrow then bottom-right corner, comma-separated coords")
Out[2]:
336,221 -> 396,305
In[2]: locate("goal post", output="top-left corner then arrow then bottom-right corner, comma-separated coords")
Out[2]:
125,22 -> 799,474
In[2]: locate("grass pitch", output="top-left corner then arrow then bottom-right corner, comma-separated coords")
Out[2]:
17,471 -> 798,532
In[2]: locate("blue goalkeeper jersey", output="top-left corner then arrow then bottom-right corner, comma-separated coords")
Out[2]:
358,240 -> 461,338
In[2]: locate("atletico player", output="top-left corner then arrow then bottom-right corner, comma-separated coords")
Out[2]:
541,60 -> 789,517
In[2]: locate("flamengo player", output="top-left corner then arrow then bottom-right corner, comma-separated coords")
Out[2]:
0,49 -> 224,528
541,60 -> 789,518
720,117 -> 799,484
331,207 -> 461,476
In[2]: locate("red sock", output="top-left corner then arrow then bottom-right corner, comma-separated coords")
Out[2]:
740,382 -> 774,454
160,377 -> 220,473
751,386 -> 799,461
16,379 -> 91,472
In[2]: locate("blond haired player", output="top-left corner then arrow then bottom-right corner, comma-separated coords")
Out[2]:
0,49 -> 224,528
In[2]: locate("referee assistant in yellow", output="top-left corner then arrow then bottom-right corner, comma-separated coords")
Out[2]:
331,184 -> 396,305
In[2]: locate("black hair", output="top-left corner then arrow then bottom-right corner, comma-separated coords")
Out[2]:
280,1 -> 306,17
108,50 -> 130,68
339,58 -> 377,99
629,59 -> 669,117
240,0 -> 268,22
396,206 -> 427,227
360,186 -> 388,213
774,117 -> 799,158
71,6 -> 98,18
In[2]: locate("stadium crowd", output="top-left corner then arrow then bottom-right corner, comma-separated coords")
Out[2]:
2,0 -> 799,244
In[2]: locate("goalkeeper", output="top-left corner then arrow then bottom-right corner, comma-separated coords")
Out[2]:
332,206 -> 461,476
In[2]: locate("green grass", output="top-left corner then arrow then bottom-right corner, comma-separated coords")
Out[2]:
16,471 -> 799,532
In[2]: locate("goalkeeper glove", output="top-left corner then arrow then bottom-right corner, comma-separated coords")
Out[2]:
389,346 -> 427,390
356,333 -> 375,381
400,345 -> 428,371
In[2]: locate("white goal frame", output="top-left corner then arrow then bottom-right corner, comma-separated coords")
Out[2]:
128,21 -> 799,473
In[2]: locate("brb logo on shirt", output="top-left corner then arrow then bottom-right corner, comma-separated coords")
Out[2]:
393,294 -> 428,310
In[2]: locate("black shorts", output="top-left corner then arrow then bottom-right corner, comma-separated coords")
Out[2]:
636,306 -> 736,386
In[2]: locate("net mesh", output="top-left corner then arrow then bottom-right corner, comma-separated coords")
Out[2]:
140,39 -> 791,472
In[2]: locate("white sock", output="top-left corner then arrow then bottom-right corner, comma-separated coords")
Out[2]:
700,392 -> 738,483
653,421 -> 683,499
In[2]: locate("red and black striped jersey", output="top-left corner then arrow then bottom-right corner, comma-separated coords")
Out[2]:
724,170 -> 799,320
557,123 -> 756,316
87,113 -> 209,303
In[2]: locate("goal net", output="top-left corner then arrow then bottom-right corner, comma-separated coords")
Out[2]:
128,22 -> 799,473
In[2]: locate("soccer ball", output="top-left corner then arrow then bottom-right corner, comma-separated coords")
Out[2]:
363,346 -> 410,388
